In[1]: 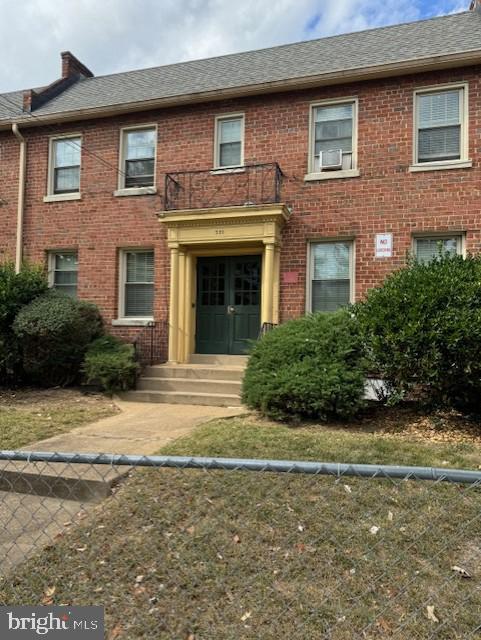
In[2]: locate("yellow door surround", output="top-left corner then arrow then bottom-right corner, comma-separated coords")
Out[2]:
158,203 -> 290,363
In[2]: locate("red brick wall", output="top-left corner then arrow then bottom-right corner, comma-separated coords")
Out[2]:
0,131 -> 21,262
2,64 -> 481,332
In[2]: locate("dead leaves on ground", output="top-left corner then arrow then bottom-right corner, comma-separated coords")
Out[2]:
41,585 -> 56,605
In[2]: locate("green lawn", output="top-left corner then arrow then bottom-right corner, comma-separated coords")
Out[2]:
0,388 -> 118,449
1,414 -> 480,639
163,415 -> 481,470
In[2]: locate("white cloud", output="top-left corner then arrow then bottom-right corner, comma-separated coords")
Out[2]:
0,0 -> 468,92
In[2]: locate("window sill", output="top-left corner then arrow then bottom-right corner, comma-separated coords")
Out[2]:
304,169 -> 360,182
409,160 -> 472,173
112,318 -> 154,327
43,193 -> 81,203
210,167 -> 245,175
113,187 -> 157,197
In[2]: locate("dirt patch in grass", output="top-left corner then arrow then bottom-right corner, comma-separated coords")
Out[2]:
247,403 -> 481,445
0,387 -> 119,449
346,403 -> 481,445
1,467 -> 479,639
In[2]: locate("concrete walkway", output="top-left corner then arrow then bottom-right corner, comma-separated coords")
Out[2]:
2,398 -> 245,498
24,398 -> 245,455
0,400 -> 245,572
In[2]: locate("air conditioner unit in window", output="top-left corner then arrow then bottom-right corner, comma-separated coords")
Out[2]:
320,149 -> 343,170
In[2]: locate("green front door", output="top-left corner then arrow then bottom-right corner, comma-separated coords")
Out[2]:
196,255 -> 261,355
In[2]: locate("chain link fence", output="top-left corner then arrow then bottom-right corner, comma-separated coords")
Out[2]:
0,451 -> 480,639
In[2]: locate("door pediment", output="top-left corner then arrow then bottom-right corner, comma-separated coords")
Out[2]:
158,203 -> 290,247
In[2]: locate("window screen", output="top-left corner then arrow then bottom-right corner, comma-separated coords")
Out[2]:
416,90 -> 462,163
51,252 -> 78,297
217,118 -> 242,167
124,129 -> 156,188
53,138 -> 81,194
311,242 -> 351,312
314,103 -> 353,172
415,237 -> 460,263
124,251 -> 154,317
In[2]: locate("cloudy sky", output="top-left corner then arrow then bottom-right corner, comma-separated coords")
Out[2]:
0,0 -> 468,93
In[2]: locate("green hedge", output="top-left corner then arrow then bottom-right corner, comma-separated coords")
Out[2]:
83,335 -> 139,394
14,292 -> 103,387
242,310 -> 367,422
355,253 -> 481,412
0,262 -> 48,383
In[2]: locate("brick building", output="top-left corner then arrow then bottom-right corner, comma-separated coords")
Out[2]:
2,5 -> 481,365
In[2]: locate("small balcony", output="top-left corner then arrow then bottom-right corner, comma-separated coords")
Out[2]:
163,162 -> 283,211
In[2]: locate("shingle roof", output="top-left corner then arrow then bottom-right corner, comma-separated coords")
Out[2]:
1,11 -> 480,124
0,90 -> 24,121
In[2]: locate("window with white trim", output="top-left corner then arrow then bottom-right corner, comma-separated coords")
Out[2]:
312,102 -> 355,173
215,115 -> 244,168
120,250 -> 154,318
415,87 -> 465,164
48,251 -> 78,297
49,137 -> 81,195
121,127 -> 156,189
309,241 -> 353,312
414,236 -> 462,263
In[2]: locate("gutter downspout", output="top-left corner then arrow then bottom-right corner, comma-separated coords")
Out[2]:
12,123 -> 26,274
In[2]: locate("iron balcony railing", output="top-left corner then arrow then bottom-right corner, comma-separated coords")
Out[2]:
163,162 -> 283,211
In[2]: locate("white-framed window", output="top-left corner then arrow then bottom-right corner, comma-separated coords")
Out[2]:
119,126 -> 157,189
214,114 -> 244,168
414,85 -> 468,165
309,99 -> 357,174
308,241 -> 354,313
119,249 -> 154,318
413,235 -> 463,263
48,251 -> 78,297
48,136 -> 81,195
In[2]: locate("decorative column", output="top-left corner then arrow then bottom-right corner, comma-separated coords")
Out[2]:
168,246 -> 179,363
177,250 -> 186,363
272,245 -> 281,324
261,242 -> 275,324
184,252 -> 194,362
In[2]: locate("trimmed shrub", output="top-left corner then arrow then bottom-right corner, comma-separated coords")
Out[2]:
242,310 -> 367,422
83,335 -> 139,394
13,292 -> 103,387
0,262 -> 48,383
354,253 -> 481,412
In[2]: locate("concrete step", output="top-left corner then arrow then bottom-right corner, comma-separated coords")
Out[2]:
0,460 -> 127,502
120,390 -> 242,407
137,377 -> 242,395
143,364 -> 245,381
188,354 -> 248,366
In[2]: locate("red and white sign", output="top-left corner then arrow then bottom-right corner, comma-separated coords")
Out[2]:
375,233 -> 393,258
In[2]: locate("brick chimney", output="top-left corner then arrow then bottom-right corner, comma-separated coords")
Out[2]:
22,90 -> 36,112
61,51 -> 94,80
22,52 -> 94,112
